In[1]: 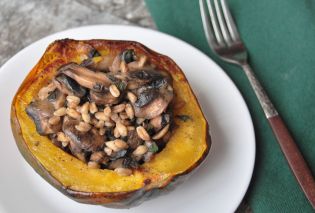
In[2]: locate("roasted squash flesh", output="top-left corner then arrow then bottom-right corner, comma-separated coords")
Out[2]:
11,39 -> 210,207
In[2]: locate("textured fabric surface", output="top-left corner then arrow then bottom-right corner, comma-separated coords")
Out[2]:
145,0 -> 315,212
0,0 -> 155,66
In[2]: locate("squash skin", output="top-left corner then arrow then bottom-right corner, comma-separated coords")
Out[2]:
10,39 -> 211,208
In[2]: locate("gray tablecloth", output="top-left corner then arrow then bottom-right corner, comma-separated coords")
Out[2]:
0,0 -> 155,66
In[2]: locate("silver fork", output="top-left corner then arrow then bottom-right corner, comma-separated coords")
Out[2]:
199,0 -> 315,208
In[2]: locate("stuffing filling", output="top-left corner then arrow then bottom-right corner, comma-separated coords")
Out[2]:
26,49 -> 174,176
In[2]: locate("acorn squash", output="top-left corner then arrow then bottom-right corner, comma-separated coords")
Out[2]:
10,39 -> 210,208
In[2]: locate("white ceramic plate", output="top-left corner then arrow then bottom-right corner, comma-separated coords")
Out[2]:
0,25 -> 255,213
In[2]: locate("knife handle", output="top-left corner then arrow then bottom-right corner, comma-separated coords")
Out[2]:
268,115 -> 315,209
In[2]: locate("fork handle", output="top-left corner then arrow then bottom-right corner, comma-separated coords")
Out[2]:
268,115 -> 315,208
242,64 -> 315,209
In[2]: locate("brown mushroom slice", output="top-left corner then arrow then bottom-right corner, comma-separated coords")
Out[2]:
109,49 -> 138,72
133,84 -> 174,119
149,113 -> 170,132
121,49 -> 137,64
62,117 -> 104,152
109,55 -> 121,73
134,88 -> 159,108
53,74 -> 86,98
89,90 -> 119,105
134,95 -> 172,119
38,83 -> 57,100
68,140 -> 84,161
108,157 -> 139,169
59,63 -> 112,92
49,134 -> 63,149
127,69 -> 170,90
108,158 -> 124,169
127,55 -> 147,71
127,130 -> 143,149
26,100 -> 61,135
47,89 -> 66,109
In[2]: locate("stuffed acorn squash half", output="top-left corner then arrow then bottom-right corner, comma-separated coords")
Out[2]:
11,39 -> 210,208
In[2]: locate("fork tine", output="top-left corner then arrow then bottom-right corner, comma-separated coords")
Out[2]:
205,0 -> 224,46
214,0 -> 232,45
199,0 -> 218,48
220,0 -> 240,42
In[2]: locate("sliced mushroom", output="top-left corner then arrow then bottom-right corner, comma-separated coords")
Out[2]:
108,158 -> 124,169
109,55 -> 121,73
127,55 -> 147,71
53,74 -> 86,98
134,88 -> 159,108
134,96 -> 172,119
108,157 -> 139,169
49,134 -> 63,149
89,90 -> 119,105
147,77 -> 170,89
26,100 -> 61,135
128,70 -> 163,90
127,69 -> 168,90
133,84 -> 173,119
38,83 -> 56,100
129,68 -> 173,119
121,49 -> 136,64
122,157 -> 139,169
127,130 -> 142,149
110,150 -> 127,161
62,117 -> 104,152
149,113 -> 170,132
47,89 -> 66,109
58,63 -> 112,92
106,49 -> 137,73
